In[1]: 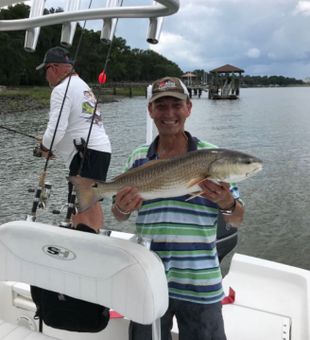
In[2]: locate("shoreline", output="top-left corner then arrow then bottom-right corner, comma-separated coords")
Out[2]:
0,95 -> 47,114
0,89 -> 127,115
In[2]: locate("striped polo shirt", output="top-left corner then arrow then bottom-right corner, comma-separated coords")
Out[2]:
124,132 -> 240,304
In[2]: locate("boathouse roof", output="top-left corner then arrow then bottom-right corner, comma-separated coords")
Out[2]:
210,64 -> 244,74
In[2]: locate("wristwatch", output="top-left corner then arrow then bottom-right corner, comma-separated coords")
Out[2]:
219,199 -> 236,215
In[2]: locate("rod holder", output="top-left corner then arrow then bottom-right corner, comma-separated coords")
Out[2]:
100,0 -> 122,44
61,0 -> 81,48
24,0 -> 45,52
146,16 -> 163,44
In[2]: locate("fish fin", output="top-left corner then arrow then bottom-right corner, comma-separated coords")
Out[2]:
185,177 -> 207,201
68,176 -> 101,212
186,177 -> 206,188
185,191 -> 205,201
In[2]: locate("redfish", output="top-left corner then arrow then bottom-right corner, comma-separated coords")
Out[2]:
70,148 -> 262,212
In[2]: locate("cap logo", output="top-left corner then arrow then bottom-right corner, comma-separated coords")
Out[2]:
158,80 -> 177,91
149,77 -> 188,102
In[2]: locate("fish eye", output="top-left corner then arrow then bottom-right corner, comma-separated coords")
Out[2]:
243,159 -> 252,164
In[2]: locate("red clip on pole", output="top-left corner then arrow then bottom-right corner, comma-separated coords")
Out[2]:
98,70 -> 107,84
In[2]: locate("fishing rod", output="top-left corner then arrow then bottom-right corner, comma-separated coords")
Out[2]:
82,0 -> 123,161
61,1 -> 124,227
0,124 -> 54,158
0,124 -> 53,220
78,28 -> 115,172
0,124 -> 37,139
59,0 -> 105,228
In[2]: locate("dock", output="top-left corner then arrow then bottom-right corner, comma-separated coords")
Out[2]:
207,64 -> 244,100
91,66 -> 245,101
181,72 -> 208,98
92,80 -> 209,99
92,82 -> 149,97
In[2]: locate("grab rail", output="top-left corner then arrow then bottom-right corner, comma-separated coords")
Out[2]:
0,0 -> 179,51
0,0 -> 179,31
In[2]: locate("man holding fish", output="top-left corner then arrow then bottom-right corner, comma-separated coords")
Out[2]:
109,76 -> 261,340
71,76 -> 262,338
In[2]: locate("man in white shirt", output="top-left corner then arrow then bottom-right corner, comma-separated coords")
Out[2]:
37,46 -> 111,233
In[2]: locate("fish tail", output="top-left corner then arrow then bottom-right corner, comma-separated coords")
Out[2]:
68,176 -> 100,212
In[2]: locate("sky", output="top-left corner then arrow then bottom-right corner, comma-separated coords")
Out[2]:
21,0 -> 310,80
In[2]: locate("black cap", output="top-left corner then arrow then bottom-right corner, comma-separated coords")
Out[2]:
36,46 -> 73,70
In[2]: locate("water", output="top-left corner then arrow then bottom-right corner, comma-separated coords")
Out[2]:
0,87 -> 309,271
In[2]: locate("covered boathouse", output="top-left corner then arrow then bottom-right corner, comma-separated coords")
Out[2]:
208,64 -> 244,99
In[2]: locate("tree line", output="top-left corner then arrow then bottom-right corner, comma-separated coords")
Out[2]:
0,4 -> 183,86
242,75 -> 304,87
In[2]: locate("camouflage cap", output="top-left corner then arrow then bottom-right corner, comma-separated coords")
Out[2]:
36,46 -> 73,70
149,76 -> 189,103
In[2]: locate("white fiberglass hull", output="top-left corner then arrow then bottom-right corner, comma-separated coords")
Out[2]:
222,254 -> 310,340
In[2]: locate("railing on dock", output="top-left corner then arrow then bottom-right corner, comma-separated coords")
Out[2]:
92,82 -> 150,98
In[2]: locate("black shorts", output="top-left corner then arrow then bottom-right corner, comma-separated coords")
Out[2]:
68,149 -> 111,200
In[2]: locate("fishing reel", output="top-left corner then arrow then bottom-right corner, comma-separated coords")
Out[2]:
33,143 -> 52,158
27,182 -> 53,222
33,144 -> 42,157
46,189 -> 79,228
28,182 -> 52,209
39,182 -> 52,209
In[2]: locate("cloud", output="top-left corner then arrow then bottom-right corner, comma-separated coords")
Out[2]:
247,48 -> 261,59
152,0 -> 310,79
294,0 -> 310,15
150,32 -> 205,71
